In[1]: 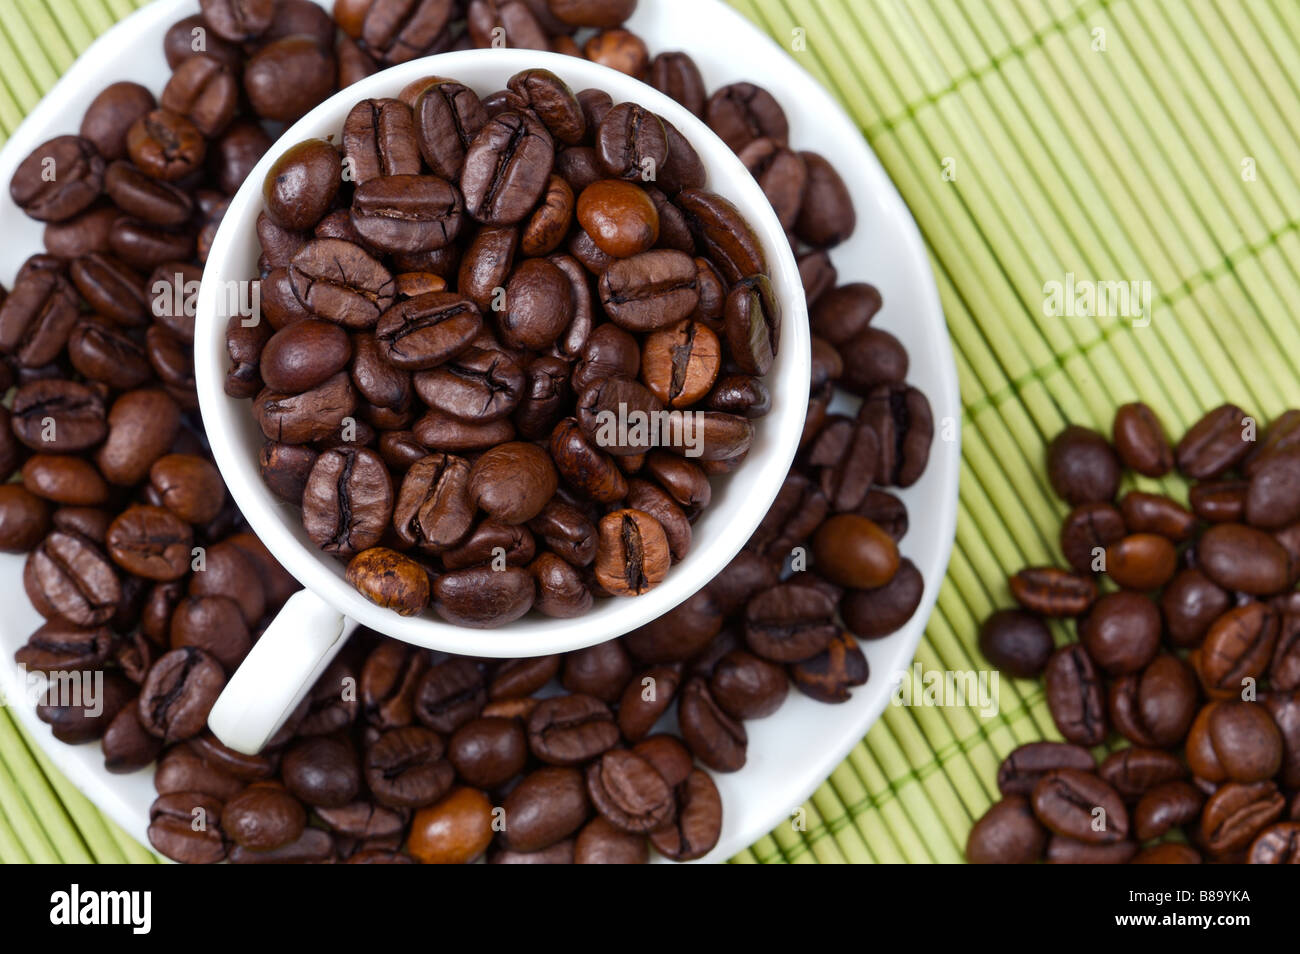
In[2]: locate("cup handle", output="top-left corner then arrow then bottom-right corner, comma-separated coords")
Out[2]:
207,589 -> 357,755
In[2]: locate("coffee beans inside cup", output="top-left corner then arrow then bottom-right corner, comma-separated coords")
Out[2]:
969,403 -> 1300,864
232,67 -> 781,626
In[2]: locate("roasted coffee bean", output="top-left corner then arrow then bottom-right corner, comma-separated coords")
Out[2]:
1247,822 -> 1300,863
1108,654 -> 1198,748
35,668 -> 132,743
742,580 -> 838,664
791,150 -> 854,247
806,415 -> 879,513
1080,591 -> 1161,675
593,509 -> 669,596
1131,780 -> 1204,842
676,188 -> 766,285
561,641 -> 632,704
289,238 -> 396,329
404,786 -> 494,864
260,320 -> 352,394
1196,602 -> 1278,699
1245,451 -> 1300,529
10,136 -> 104,222
432,565 -> 534,626
351,174 -> 465,255
0,268 -> 80,368
1008,566 -> 1097,617
1200,781 -> 1285,856
1112,402 -> 1173,477
978,609 -> 1054,679
126,110 -> 206,182
148,792 -> 227,864
376,291 -> 482,369
13,617 -> 112,673
811,513 -> 898,589
1190,479 -> 1247,523
0,486 -> 51,553
67,318 -> 152,390
160,54 -> 238,138
1044,644 -> 1107,746
527,693 -> 618,766
858,384 -> 932,488
341,98 -> 421,188
1197,523 -> 1290,594
106,505 -> 193,581
282,735 -> 361,809
301,447 -> 393,555
1176,403 -> 1253,479
462,110 -> 554,225
789,630 -> 868,703
81,81 -> 156,160
263,139 -> 342,231
501,766 -> 589,853
585,748 -> 674,834
150,454 -> 224,526
223,782 -> 307,851
169,595 -> 251,671
1047,425 -> 1120,505
1191,701 -> 1283,783
597,249 -> 699,332
448,717 -> 526,788
243,36 -> 335,123
22,456 -> 107,508
677,677 -> 746,772
10,379 -> 107,453
138,647 -> 225,743
393,453 -> 473,550
1030,769 -> 1128,844
996,743 -> 1096,798
965,795 -> 1047,864
1119,491 -> 1196,543
840,559 -> 924,642
1105,533 -> 1177,590
347,547 -> 431,616
364,726 -> 453,808
1161,568 -> 1229,648
96,388 -> 181,486
412,80 -> 487,180
1099,747 -> 1186,800
26,530 -> 121,626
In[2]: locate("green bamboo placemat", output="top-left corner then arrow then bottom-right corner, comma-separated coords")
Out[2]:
2,0 -> 1298,864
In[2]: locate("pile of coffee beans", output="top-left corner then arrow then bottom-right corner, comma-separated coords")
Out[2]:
3,0 -> 938,863
234,67 -> 779,625
968,403 -> 1300,863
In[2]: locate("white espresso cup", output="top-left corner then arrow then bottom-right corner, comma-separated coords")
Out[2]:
195,49 -> 810,755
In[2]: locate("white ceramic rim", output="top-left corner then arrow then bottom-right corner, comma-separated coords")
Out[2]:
196,48 -> 811,659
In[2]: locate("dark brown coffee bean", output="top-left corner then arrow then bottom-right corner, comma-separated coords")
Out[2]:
0,267 -> 80,368
585,748 -> 674,833
223,782 -> 307,851
413,80 -> 487,180
1044,644 -> 1107,746
448,717 -> 526,788
1009,566 -> 1097,617
1105,533 -> 1177,590
677,677 -> 746,772
243,36 -> 335,123
1030,769 -> 1128,844
81,82 -> 156,160
795,152 -> 855,248
996,742 -> 1096,798
1190,479 -> 1247,523
10,136 -> 104,222
1200,781 -> 1285,856
262,139 -> 342,231
1161,568 -> 1229,648
364,726 -> 453,808
0,486 -> 51,553
376,291 -> 482,369
160,54 -> 238,138
260,320 -> 352,394
26,530 -> 121,626
106,505 -> 192,581
290,238 -> 397,329
858,384 -> 933,488
126,110 -> 206,182
67,317 -> 152,390
978,609 -> 1054,679
598,249 -> 700,332
104,161 -> 192,227
965,795 -> 1047,864
148,792 -> 227,864
302,447 -> 393,555
1197,522 -> 1290,594
1246,450 -> 1300,529
1196,603 -> 1278,699
789,630 -> 868,703
1176,403 -> 1253,479
1080,590 -> 1161,675
501,766 -> 589,853
1112,402 -> 1173,477
1247,822 -> 1300,863
138,647 -> 225,743
432,565 -> 534,626
1098,747 -> 1185,800
527,693 -> 618,766
841,559 -> 924,641
351,174 -> 465,255
1108,654 -> 1198,747
1119,491 -> 1196,543
462,110 -> 554,225
676,188 -> 767,285
282,735 -> 361,809
1047,425 -> 1120,505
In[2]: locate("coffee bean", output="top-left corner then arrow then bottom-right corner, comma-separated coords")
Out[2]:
10,136 -> 104,223
1044,644 -> 1107,746
432,565 -> 535,626
676,188 -> 767,285
1245,450 -> 1300,529
1119,491 -> 1196,543
965,795 -> 1047,864
1196,603 -> 1278,699
462,110 -> 554,225
585,748 -> 674,833
364,726 -> 454,808
351,174 -> 465,255
859,384 -> 933,487
527,693 -> 617,766
243,36 -> 335,123
223,782 -> 307,852
794,152 -> 855,248
789,630 -> 868,703
1108,654 -> 1198,747
106,505 -> 193,581
412,80 -> 487,180
148,792 -> 227,864
1099,747 -> 1186,800
502,766 -> 589,852
1247,822 -> 1300,863
996,742 -> 1096,798
347,547 -> 431,616
1112,402 -> 1173,477
1031,769 -> 1128,843
282,735 -> 361,808
812,513 -> 899,589
978,609 -> 1054,679
1105,533 -> 1177,590
448,717 -> 527,788
1197,522 -> 1290,594
138,647 -> 225,743
1200,780 -> 1285,856
1047,425 -> 1120,505
593,509 -> 669,596
1177,404 -> 1253,479
1009,566 -> 1097,617
302,447 -> 393,555
677,677 -> 746,772
1080,591 -> 1161,675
